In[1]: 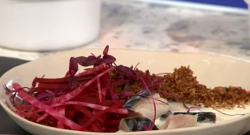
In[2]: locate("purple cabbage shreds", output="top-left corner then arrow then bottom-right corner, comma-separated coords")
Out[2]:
103,45 -> 109,56
116,65 -> 134,76
35,91 -> 53,104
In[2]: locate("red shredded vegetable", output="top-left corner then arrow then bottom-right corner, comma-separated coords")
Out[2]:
5,45 -> 246,133
5,46 -> 131,132
18,92 -> 82,130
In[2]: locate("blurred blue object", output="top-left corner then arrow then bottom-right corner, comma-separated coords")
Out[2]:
173,0 -> 248,8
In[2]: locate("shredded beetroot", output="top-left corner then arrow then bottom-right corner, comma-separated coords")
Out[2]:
18,92 -> 81,130
6,45 -> 247,133
53,66 -> 115,103
6,45 -> 130,132
57,106 -> 65,128
36,113 -> 49,122
33,101 -> 128,114
97,78 -> 102,102
34,75 -> 94,83
80,102 -> 125,129
14,105 -> 36,111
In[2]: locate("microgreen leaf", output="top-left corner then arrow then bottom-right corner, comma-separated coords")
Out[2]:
68,57 -> 78,77
102,55 -> 116,63
103,45 -> 109,56
116,65 -> 134,76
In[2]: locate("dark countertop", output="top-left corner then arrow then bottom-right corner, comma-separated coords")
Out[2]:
0,57 -> 31,135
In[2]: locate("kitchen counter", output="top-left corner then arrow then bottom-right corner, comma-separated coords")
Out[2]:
0,0 -> 249,61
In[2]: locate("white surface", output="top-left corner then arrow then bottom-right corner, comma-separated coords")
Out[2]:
244,0 -> 250,4
1,49 -> 250,135
0,0 -> 101,51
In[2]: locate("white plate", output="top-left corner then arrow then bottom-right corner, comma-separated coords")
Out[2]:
1,48 -> 250,135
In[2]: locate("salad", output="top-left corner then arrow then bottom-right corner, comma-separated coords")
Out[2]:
4,45 -> 250,132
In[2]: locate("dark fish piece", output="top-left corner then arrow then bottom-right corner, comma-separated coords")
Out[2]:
123,90 -> 152,110
123,90 -> 169,121
119,117 -> 159,132
173,112 -> 216,123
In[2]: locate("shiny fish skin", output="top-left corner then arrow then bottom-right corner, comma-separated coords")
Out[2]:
123,90 -> 152,110
123,90 -> 170,121
173,112 -> 216,123
119,117 -> 159,132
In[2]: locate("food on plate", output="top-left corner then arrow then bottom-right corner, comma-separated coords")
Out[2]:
4,45 -> 249,133
115,66 -> 250,109
123,90 -> 169,121
173,112 -> 216,123
164,112 -> 216,129
154,111 -> 173,129
118,117 -> 159,132
165,114 -> 197,129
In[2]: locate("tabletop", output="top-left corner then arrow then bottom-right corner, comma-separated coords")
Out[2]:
0,0 -> 248,62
